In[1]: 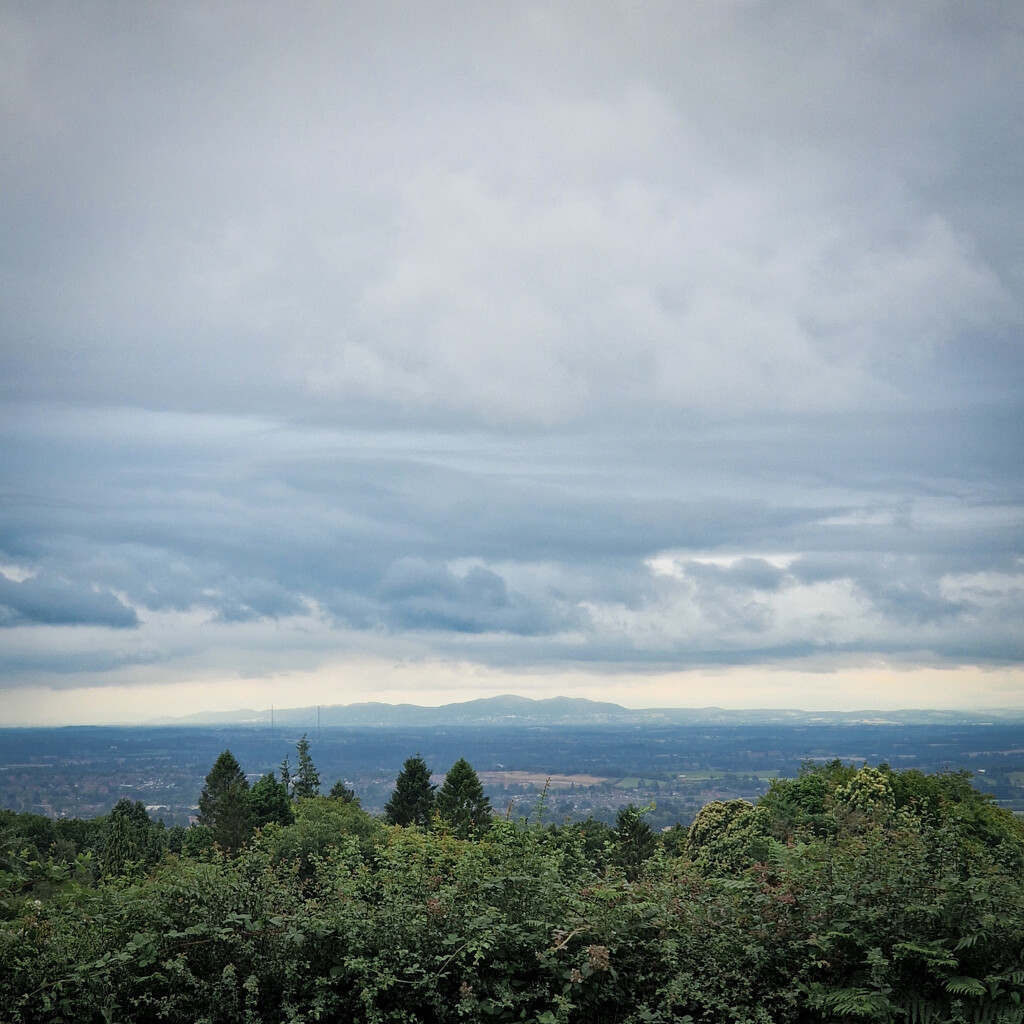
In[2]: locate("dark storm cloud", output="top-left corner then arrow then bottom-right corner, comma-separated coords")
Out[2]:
0,3 -> 1022,699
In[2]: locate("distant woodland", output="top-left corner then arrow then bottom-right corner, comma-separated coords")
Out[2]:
3,746 -> 1024,1023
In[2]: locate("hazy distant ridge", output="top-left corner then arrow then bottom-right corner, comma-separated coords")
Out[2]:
150,694 -> 1024,728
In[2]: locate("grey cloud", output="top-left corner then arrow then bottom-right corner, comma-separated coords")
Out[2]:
1,404 -> 1021,678
793,554 -> 975,627
375,557 -> 582,636
209,579 -> 310,624
0,574 -> 138,629
378,559 -> 507,605
682,559 -> 787,592
2,4 -> 1022,427
0,4 -> 1022,697
862,583 -> 968,628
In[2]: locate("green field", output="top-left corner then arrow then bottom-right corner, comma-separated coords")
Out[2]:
675,771 -> 779,782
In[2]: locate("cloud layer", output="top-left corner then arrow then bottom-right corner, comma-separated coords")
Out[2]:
1,2 -> 1022,716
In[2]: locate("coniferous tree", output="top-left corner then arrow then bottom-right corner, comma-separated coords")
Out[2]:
246,773 -> 294,829
613,803 -> 656,879
198,750 -> 252,852
216,780 -> 253,853
198,750 -> 246,824
109,798 -> 152,833
100,808 -> 138,876
384,754 -> 435,826
107,799 -> 165,868
436,758 -> 492,838
328,779 -> 357,804
292,735 -> 320,800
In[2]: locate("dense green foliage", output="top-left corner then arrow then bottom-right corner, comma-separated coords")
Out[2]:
246,774 -> 295,832
612,803 -> 657,879
2,759 -> 1023,1022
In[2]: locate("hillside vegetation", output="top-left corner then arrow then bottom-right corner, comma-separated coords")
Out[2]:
2,759 -> 1024,1023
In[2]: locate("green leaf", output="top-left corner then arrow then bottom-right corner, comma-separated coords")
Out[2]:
946,976 -> 987,997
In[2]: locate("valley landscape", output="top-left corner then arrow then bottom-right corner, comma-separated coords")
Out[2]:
4,696 -> 1023,830
3,2 -> 1024,1020
5,698 -> 1024,1023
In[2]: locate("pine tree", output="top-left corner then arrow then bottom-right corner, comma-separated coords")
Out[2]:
198,750 -> 252,852
436,758 -> 492,838
292,734 -> 320,800
384,754 -> 435,826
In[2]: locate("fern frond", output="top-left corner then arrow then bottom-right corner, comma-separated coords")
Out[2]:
947,976 -> 987,997
821,986 -> 894,1018
893,939 -> 957,970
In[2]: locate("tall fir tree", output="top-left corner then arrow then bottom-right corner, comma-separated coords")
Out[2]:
197,750 -> 252,853
292,734 -> 321,800
384,754 -> 435,826
436,758 -> 492,838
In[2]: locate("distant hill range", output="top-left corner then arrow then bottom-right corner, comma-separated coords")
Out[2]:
149,694 -> 1024,728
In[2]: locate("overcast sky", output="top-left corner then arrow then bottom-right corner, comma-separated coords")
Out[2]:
2,2 -> 1022,724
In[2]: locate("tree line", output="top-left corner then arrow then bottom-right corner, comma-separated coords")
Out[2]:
194,741 -> 496,853
3,755 -> 1024,1022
